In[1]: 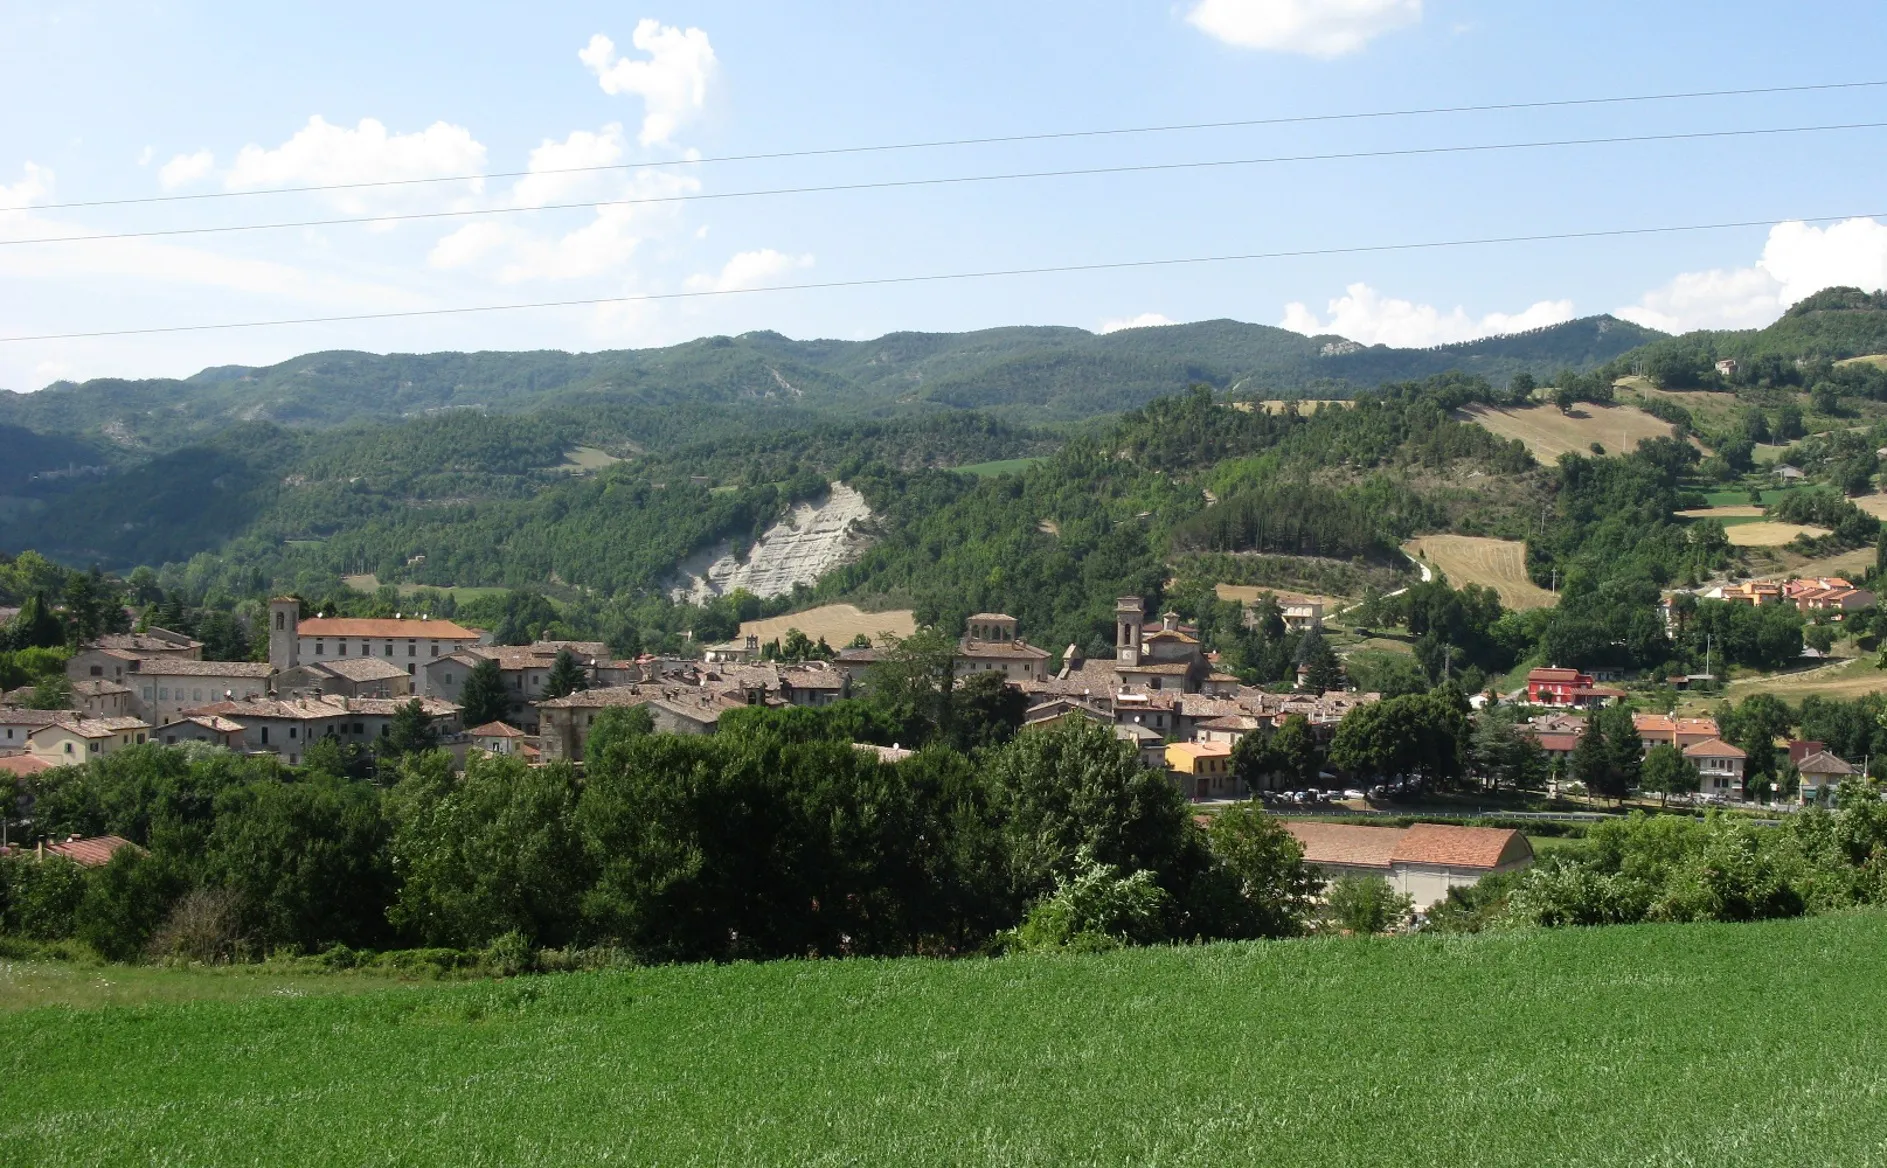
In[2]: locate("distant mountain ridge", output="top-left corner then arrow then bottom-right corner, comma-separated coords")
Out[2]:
0,314 -> 1663,453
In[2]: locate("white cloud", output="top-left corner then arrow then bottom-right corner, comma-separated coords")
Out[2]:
1618,217 -> 1887,333
685,249 -> 813,293
511,125 -> 627,208
225,116 -> 486,211
580,21 -> 717,147
1099,313 -> 1176,334
0,162 -> 52,211
427,220 -> 511,270
1281,283 -> 1575,346
158,150 -> 215,189
1186,0 -> 1422,58
431,166 -> 702,282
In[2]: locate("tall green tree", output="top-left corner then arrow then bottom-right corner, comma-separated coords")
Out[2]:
541,648 -> 588,701
459,657 -> 511,727
379,699 -> 440,760
1640,743 -> 1702,807
1205,804 -> 1319,938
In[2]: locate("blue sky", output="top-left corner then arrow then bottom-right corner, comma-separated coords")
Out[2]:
2,0 -> 1886,391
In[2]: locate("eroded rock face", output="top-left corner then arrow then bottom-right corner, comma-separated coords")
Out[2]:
670,482 -> 874,603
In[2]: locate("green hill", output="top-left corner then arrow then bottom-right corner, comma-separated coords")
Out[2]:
0,314 -> 1662,451
4,912 -> 1884,1165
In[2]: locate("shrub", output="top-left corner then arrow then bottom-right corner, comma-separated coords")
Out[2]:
1322,874 -> 1413,935
1011,852 -> 1172,952
147,887 -> 247,965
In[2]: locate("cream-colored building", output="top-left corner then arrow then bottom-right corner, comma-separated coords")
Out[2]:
269,599 -> 481,696
1285,822 -> 1534,911
27,717 -> 151,763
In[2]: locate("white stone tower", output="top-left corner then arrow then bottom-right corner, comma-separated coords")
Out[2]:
269,597 -> 301,672
1116,597 -> 1145,666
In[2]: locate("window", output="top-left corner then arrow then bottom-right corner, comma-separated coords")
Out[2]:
64,742 -> 74,754
276,611 -> 285,630
261,727 -> 269,744
158,687 -> 169,700
338,640 -> 348,656
406,665 -> 415,676
385,641 -> 394,656
315,640 -> 325,656
444,674 -> 453,686
89,742 -> 100,753
89,665 -> 102,676
193,689 -> 203,702
430,643 -> 439,656
408,641 -> 416,657
289,726 -> 298,739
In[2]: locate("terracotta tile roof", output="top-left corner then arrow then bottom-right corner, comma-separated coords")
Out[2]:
346,697 -> 459,717
1675,718 -> 1720,737
966,612 -> 1015,622
1528,667 -> 1584,683
132,658 -> 276,678
1533,732 -> 1580,752
469,721 -> 527,738
536,685 -> 659,710
1633,713 -> 1676,734
1166,742 -> 1232,762
1797,750 -> 1858,776
1684,737 -> 1747,760
854,743 -> 915,763
298,618 -> 480,640
1285,822 -> 1402,869
0,754 -> 52,777
38,717 -> 151,739
0,709 -> 78,729
90,634 -> 201,653
174,715 -> 246,734
1119,662 -> 1193,676
1390,824 -> 1532,870
44,834 -> 139,867
308,657 -> 411,682
958,639 -> 1051,660
184,698 -> 351,721
71,680 -> 134,696
1195,714 -> 1260,731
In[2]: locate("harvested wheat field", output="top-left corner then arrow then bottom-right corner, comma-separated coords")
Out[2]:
1850,494 -> 1887,519
1725,523 -> 1829,547
1676,506 -> 1765,519
1402,535 -> 1557,610
1458,402 -> 1677,460
1838,354 -> 1887,369
1214,584 -> 1346,608
740,604 -> 917,647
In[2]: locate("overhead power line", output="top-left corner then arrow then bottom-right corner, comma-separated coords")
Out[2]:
31,78 -> 1887,213
4,211 -> 1875,344
7,121 -> 1884,249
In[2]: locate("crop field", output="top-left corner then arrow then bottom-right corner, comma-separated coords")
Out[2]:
1725,522 -> 1829,546
1682,657 -> 1886,711
341,574 -> 509,603
1456,402 -> 1677,460
1839,354 -> 1887,369
555,445 -> 623,473
952,457 -> 1045,477
1402,534 -> 1557,610
1214,584 -> 1347,608
1676,505 -> 1764,519
740,603 -> 916,646
4,914 -> 1887,1165
1852,494 -> 1887,519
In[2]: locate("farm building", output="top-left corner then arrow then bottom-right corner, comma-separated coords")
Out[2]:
1284,822 -> 1534,911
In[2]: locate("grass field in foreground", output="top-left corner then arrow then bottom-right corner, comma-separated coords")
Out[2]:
5,914 -> 1887,1166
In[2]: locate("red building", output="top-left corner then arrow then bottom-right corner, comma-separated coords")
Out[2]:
1526,667 -> 1624,708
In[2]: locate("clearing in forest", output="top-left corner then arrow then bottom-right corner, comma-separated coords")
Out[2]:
1837,354 -> 1887,369
1725,522 -> 1829,547
1851,494 -> 1887,519
1402,535 -> 1556,610
740,604 -> 916,648
1457,402 -> 1677,461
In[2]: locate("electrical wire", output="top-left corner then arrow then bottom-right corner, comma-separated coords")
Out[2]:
7,120 -> 1884,249
4,211 -> 1874,344
31,78 -> 1887,213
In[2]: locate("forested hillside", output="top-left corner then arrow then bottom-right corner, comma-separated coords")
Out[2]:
0,314 -> 1659,451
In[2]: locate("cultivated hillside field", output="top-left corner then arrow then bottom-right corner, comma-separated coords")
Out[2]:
1456,401 -> 1676,460
1725,522 -> 1830,547
1402,534 -> 1557,610
4,915 -> 1886,1165
740,603 -> 917,646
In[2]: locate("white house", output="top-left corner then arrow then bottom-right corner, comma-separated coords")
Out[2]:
269,598 -> 481,697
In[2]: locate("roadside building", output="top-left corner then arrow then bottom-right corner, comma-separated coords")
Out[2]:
1166,740 -> 1237,800
1797,750 -> 1860,806
1633,714 -> 1721,754
1684,738 -> 1748,799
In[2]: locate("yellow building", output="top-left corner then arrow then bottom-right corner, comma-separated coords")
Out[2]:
1166,740 -> 1236,800
27,717 -> 151,763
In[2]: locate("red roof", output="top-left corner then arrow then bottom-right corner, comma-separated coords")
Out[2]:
0,754 -> 52,777
1285,822 -> 1402,869
1390,824 -> 1532,869
43,834 -> 139,867
1684,737 -> 1747,760
298,618 -> 479,640
469,721 -> 526,738
1527,668 -> 1584,684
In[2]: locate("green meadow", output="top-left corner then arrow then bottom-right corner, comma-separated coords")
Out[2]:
5,913 -> 1887,1165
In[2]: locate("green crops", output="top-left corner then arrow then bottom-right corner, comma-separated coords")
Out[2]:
5,914 -> 1887,1166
